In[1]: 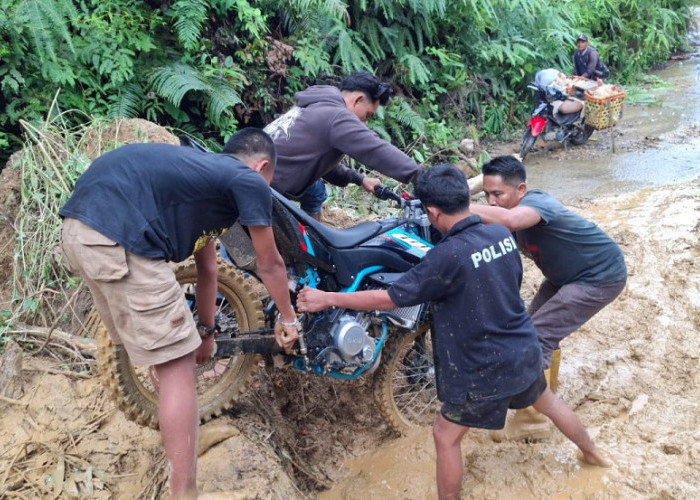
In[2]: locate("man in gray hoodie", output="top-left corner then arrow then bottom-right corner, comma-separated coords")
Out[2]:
265,71 -> 423,220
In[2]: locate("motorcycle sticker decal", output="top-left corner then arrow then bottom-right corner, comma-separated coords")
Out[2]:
384,228 -> 433,258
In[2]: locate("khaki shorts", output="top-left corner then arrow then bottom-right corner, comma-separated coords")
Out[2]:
59,218 -> 201,366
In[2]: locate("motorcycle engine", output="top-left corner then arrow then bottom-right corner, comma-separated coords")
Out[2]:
301,308 -> 379,373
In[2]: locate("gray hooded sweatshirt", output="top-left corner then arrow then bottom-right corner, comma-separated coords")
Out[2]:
265,85 -> 421,198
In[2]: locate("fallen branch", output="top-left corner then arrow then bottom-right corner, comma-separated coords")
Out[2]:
0,395 -> 28,406
468,173 -> 484,195
22,367 -> 93,379
9,324 -> 96,358
35,282 -> 85,356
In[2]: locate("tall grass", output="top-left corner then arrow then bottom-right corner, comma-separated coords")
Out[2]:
1,105 -> 131,341
6,121 -> 85,336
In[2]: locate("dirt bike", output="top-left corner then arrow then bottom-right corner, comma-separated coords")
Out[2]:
96,159 -> 438,434
518,69 -> 597,160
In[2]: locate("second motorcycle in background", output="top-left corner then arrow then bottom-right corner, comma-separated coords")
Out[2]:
518,68 -> 598,160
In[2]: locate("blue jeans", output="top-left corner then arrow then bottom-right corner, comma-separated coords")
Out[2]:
298,179 -> 328,216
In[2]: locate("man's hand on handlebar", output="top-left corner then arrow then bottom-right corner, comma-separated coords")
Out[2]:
361,177 -> 382,193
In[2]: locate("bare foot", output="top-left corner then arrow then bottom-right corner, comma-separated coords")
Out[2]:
579,448 -> 612,468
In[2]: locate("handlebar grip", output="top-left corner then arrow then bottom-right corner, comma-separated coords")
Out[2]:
374,184 -> 402,203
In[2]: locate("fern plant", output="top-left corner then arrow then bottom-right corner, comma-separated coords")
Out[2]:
170,0 -> 209,51
149,63 -> 244,129
14,0 -> 77,64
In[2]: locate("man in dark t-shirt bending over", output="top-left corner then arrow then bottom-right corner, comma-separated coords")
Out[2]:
296,164 -> 609,500
58,129 -> 298,499
470,155 -> 627,442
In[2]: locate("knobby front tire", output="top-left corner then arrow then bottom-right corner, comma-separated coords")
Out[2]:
373,324 -> 440,434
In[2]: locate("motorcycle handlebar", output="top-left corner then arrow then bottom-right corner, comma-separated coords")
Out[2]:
373,184 -> 403,203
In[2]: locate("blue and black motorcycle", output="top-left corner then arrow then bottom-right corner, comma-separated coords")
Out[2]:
97,155 -> 438,434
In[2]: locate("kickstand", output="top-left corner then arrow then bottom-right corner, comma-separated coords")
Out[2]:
609,100 -> 616,154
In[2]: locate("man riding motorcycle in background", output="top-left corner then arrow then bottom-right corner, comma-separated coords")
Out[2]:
573,34 -> 610,80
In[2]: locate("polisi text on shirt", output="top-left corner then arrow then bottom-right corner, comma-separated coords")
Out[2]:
470,235 -> 517,268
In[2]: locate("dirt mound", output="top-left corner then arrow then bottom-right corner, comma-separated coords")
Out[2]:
0,151 -> 22,308
80,118 -> 180,160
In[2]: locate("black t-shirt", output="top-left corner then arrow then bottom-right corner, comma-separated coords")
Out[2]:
60,143 -> 272,262
388,216 -> 542,405
517,190 -> 627,286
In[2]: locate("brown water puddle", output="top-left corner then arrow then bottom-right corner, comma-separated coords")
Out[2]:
319,427 -> 613,499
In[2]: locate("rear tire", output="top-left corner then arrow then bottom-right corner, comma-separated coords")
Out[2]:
519,127 -> 537,160
96,259 -> 263,429
373,324 -> 439,434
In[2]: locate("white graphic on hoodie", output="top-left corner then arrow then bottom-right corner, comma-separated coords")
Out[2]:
264,106 -> 302,141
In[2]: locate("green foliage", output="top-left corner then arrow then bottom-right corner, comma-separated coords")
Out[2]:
623,75 -> 674,105
150,63 -> 243,120
0,0 -> 695,167
14,0 -> 77,65
171,0 -> 209,51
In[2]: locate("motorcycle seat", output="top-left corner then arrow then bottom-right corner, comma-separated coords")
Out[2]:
271,189 -> 397,249
305,217 -> 389,248
553,111 -> 581,126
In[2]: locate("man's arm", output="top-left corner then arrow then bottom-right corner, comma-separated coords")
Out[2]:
470,204 -> 542,231
297,287 -> 396,313
323,163 -> 365,187
248,225 -> 298,352
323,163 -> 382,194
585,49 -> 599,78
330,112 -> 422,184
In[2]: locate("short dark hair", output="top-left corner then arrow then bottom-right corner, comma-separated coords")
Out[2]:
414,163 -> 470,215
339,71 -> 393,105
223,128 -> 277,166
481,155 -> 527,187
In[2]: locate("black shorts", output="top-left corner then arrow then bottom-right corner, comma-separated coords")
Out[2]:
440,372 -> 547,430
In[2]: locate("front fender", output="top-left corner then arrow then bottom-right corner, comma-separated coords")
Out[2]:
527,116 -> 547,136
